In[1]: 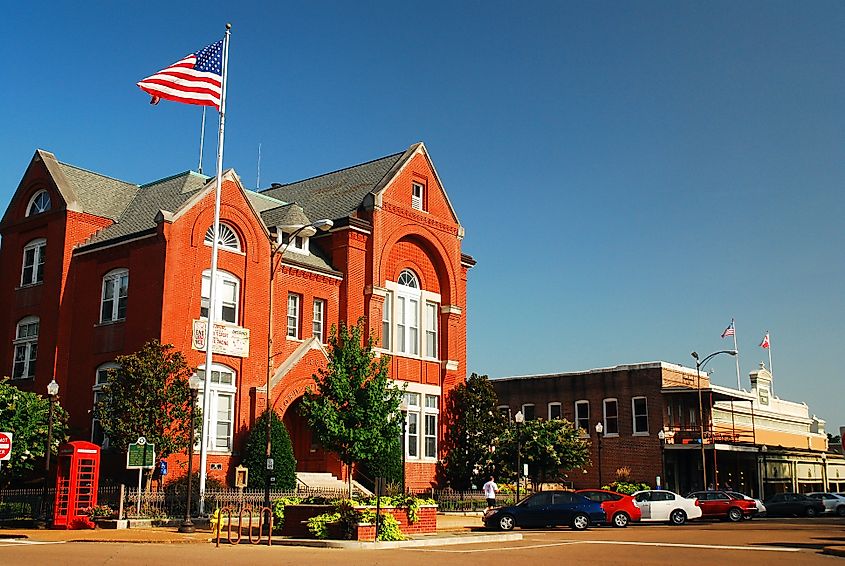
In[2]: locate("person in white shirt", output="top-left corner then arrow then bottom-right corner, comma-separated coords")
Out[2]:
483,476 -> 498,508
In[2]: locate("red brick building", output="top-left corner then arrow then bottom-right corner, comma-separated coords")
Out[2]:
0,143 -> 474,489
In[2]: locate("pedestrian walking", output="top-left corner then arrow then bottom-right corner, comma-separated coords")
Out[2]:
483,476 -> 498,509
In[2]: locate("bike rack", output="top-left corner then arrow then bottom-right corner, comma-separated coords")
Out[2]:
215,505 -> 274,547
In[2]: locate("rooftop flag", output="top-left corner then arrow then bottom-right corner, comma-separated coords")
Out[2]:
137,40 -> 224,109
760,333 -> 770,349
721,320 -> 735,338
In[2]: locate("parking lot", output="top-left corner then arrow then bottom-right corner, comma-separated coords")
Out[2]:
2,517 -> 844,565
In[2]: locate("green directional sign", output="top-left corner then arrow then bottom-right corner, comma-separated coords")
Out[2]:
126,439 -> 155,469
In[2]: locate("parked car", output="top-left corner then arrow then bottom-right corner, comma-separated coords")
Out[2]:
686,490 -> 758,521
763,492 -> 825,517
576,489 -> 642,527
631,490 -> 702,525
483,490 -> 606,531
807,492 -> 845,516
726,491 -> 766,517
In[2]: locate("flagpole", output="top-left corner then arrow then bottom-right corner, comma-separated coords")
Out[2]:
198,107 -> 207,174
198,23 -> 230,514
767,331 -> 774,396
732,318 -> 741,389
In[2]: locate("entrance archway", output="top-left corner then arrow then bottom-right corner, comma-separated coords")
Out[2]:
283,398 -> 330,472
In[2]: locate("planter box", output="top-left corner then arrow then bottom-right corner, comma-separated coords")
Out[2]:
280,503 -> 438,540
280,504 -> 335,538
95,519 -> 128,529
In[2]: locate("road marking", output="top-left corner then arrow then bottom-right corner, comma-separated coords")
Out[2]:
408,539 -> 801,554
0,540 -> 67,547
409,541 -> 580,553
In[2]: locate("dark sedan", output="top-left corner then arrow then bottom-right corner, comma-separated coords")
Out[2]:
483,490 -> 606,531
763,492 -> 825,517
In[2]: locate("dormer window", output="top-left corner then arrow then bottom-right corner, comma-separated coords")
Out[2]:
26,190 -> 51,216
204,223 -> 241,252
281,232 -> 308,254
412,182 -> 424,211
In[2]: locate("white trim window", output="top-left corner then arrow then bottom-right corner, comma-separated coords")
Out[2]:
26,189 -> 51,216
521,403 -> 535,421
632,397 -> 649,435
498,405 -> 511,421
548,402 -> 562,420
425,302 -> 438,358
575,400 -> 589,431
401,384 -> 441,461
92,363 -> 118,447
412,182 -> 424,211
381,292 -> 392,350
201,270 -> 239,324
204,222 -> 241,252
396,270 -> 420,355
12,316 -> 38,379
287,293 -> 301,338
101,269 -> 129,323
312,299 -> 325,342
280,231 -> 309,254
21,238 -> 46,286
603,398 -> 619,436
197,365 -> 236,452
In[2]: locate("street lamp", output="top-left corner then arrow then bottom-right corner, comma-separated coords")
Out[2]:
658,429 -> 666,490
39,378 -> 59,527
400,400 -> 408,495
179,373 -> 202,533
691,349 -> 737,491
514,410 -> 524,502
264,217 -> 333,508
595,421 -> 604,488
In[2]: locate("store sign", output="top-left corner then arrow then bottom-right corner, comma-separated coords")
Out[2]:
192,320 -> 250,358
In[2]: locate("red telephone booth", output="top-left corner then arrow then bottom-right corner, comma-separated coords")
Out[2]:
53,441 -> 100,529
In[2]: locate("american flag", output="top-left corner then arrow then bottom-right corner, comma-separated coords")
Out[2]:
721,320 -> 735,338
137,40 -> 223,109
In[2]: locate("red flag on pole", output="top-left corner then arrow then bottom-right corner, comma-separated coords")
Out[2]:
760,333 -> 770,349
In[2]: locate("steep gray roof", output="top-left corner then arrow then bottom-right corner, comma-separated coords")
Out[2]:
79,171 -> 209,249
244,189 -> 285,213
57,162 -> 139,221
261,203 -> 311,228
260,151 -> 405,221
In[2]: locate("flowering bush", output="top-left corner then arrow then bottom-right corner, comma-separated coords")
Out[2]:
84,504 -> 117,519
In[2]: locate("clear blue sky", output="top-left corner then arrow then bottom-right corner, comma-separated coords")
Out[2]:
2,2 -> 843,430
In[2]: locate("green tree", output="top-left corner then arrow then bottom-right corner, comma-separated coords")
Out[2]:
299,320 -> 402,496
0,378 -> 69,486
439,373 -> 507,490
96,340 -> 194,487
495,418 -> 590,490
241,409 -> 297,490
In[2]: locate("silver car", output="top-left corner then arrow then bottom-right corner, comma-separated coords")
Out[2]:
807,492 -> 845,516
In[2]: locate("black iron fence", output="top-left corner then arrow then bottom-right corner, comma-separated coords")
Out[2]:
432,489 -> 520,512
0,485 -> 122,522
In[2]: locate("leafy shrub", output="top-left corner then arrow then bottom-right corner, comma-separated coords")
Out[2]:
307,511 -> 341,539
85,504 -> 116,519
241,410 -> 297,490
603,481 -> 651,495
270,496 -> 302,532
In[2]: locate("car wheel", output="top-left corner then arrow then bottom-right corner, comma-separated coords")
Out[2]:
805,507 -> 817,518
837,506 -> 845,517
571,513 -> 590,531
669,509 -> 687,525
728,507 -> 743,522
498,514 -> 515,531
612,512 -> 629,528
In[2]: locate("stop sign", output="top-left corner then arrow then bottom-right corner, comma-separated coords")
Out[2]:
0,432 -> 12,461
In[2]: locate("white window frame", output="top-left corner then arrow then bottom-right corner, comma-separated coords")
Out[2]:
21,238 -> 46,286
632,396 -> 649,435
12,316 -> 38,380
398,381 -> 440,462
287,293 -> 301,339
196,364 -> 237,453
575,400 -> 590,431
424,301 -> 438,359
521,403 -> 535,421
381,292 -> 392,350
498,405 -> 511,421
411,181 -> 424,211
26,189 -> 51,216
281,231 -> 309,254
603,398 -> 619,436
383,272 -> 441,360
312,298 -> 325,342
201,269 -> 240,325
548,402 -> 562,420
204,222 -> 242,252
92,363 -> 118,447
100,269 -> 129,323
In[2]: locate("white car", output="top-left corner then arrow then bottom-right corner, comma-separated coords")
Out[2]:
808,492 -> 845,516
632,490 -> 703,525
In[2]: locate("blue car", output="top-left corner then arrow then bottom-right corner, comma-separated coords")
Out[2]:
483,490 -> 606,531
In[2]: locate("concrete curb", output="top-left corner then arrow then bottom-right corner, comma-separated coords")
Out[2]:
823,546 -> 845,558
270,532 -> 522,549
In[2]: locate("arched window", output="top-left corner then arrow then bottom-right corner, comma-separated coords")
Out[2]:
26,190 -> 51,216
383,268 -> 440,359
92,363 -> 119,447
101,269 -> 129,322
396,270 -> 420,355
204,223 -> 241,252
196,364 -> 237,452
201,269 -> 240,324
21,238 -> 46,286
13,316 -> 39,379
398,269 -> 419,289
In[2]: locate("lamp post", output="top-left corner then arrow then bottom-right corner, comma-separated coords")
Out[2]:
658,429 -> 666,490
179,373 -> 202,533
39,378 -> 59,527
264,218 -> 333,508
691,349 -> 737,491
595,421 -> 604,488
760,445 -> 768,499
400,400 -> 408,494
514,410 -> 524,502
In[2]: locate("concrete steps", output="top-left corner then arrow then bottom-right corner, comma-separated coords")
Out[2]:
295,472 -> 372,497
